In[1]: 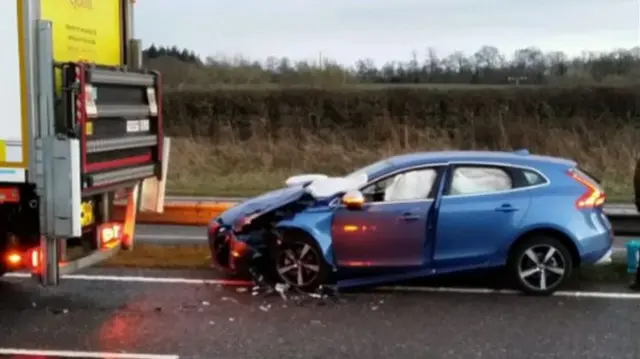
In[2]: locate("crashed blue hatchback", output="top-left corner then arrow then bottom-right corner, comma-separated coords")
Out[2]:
207,150 -> 613,296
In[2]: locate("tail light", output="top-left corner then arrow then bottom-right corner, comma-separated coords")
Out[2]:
4,248 -> 41,271
4,251 -> 22,267
568,169 -> 606,209
24,247 -> 42,273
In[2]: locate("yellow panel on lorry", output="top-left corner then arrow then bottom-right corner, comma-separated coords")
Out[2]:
41,0 -> 123,66
0,0 -> 29,171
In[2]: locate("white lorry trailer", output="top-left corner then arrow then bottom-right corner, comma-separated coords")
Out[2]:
0,0 -> 169,286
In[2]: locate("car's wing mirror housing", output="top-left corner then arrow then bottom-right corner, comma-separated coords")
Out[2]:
342,190 -> 365,210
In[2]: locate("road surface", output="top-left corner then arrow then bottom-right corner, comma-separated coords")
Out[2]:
1,267 -> 639,359
1,201 -> 638,359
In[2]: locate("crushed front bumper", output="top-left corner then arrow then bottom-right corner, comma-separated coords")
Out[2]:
208,227 -> 255,277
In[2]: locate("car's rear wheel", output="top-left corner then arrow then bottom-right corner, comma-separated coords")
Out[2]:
273,232 -> 329,292
508,236 -> 573,296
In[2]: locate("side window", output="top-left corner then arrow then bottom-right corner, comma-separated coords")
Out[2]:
361,168 -> 438,203
522,169 -> 547,186
450,166 -> 512,195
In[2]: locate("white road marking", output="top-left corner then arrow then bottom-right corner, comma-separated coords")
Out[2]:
4,272 -> 251,286
376,286 -> 640,299
136,234 -> 205,241
0,348 -> 178,359
6,272 -> 640,300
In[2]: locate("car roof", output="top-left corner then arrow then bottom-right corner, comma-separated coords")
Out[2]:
387,150 -> 576,169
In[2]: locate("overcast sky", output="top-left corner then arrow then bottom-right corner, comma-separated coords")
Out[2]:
135,0 -> 639,66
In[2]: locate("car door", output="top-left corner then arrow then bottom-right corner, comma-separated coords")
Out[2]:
331,166 -> 445,268
433,163 -> 532,268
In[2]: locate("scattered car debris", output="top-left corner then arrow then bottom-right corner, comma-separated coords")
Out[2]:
221,296 -> 239,304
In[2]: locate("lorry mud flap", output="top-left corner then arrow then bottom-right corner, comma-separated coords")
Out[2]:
57,241 -> 121,276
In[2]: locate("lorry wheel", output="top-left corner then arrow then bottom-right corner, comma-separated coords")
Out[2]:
273,231 -> 330,292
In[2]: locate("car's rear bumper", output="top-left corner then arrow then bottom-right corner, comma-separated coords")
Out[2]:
593,248 -> 612,266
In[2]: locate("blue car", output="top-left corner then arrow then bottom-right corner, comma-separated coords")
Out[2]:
207,150 -> 613,295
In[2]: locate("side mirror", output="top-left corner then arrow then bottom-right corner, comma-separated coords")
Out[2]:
342,190 -> 365,210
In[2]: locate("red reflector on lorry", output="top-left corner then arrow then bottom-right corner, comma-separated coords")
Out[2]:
0,187 -> 20,203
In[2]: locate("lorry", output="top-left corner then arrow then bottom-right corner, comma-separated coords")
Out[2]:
0,0 -> 169,286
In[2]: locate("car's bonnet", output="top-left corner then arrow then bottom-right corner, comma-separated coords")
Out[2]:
216,173 -> 368,225
216,186 -> 307,225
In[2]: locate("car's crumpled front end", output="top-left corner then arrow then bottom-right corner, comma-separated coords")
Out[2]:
207,186 -> 309,277
207,173 -> 368,280
207,218 -> 266,277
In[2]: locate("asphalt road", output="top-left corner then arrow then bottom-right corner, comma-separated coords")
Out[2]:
0,199 -> 636,359
1,267 -> 640,359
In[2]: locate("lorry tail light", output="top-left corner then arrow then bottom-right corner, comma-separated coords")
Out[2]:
568,169 -> 606,209
5,251 -> 22,266
25,247 -> 42,272
99,223 -> 123,247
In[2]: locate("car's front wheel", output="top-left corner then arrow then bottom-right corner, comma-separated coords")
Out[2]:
507,236 -> 573,296
273,231 -> 330,292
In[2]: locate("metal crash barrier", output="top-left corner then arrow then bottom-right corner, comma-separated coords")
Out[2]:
59,63 -> 164,194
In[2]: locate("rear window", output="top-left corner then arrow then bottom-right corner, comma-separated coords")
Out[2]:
522,169 -> 547,186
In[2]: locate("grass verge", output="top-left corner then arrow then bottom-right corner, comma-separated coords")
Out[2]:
165,115 -> 638,201
101,244 -> 210,269
576,262 -> 629,283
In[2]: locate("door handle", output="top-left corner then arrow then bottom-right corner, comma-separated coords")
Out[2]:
399,212 -> 421,221
495,204 -> 518,213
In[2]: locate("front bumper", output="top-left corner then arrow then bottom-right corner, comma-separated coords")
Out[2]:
208,227 -> 254,276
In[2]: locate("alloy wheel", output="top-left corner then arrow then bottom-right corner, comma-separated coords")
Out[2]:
275,242 -> 321,287
518,244 -> 567,292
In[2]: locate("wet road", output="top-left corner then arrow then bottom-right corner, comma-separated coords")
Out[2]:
2,200 -> 639,359
1,267 -> 639,359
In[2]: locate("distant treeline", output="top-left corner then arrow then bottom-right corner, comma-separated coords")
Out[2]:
143,44 -> 640,86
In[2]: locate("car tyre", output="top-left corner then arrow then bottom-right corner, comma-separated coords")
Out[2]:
273,231 -> 330,292
507,236 -> 573,296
